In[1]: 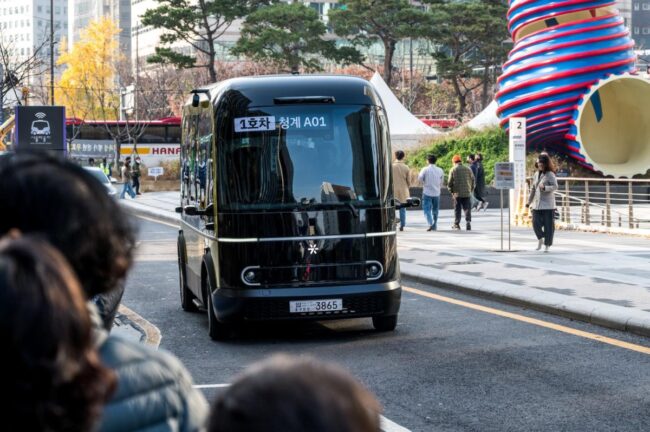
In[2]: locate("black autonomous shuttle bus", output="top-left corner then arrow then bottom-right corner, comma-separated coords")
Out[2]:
176,75 -> 418,340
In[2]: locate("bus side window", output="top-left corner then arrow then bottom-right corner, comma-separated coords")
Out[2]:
197,110 -> 212,209
181,115 -> 194,205
377,108 -> 391,200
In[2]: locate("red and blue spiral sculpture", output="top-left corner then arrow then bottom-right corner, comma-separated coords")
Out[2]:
497,1 -> 650,177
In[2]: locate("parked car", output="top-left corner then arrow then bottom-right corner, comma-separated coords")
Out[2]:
84,166 -> 117,197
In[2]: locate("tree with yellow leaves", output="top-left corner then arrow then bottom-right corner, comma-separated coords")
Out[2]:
56,17 -> 121,121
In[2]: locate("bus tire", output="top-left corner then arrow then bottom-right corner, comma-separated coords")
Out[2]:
372,315 -> 398,332
204,265 -> 231,341
178,235 -> 197,312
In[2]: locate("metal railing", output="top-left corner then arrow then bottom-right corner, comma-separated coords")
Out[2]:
552,177 -> 650,230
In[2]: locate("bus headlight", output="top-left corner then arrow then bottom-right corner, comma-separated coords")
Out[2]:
241,267 -> 261,286
365,262 -> 383,280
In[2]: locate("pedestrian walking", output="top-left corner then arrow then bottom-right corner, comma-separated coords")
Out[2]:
392,150 -> 411,231
0,236 -> 116,432
474,153 -> 489,211
447,154 -> 475,231
418,154 -> 444,231
100,157 -> 111,179
0,154 -> 209,431
132,156 -> 142,195
208,355 -> 381,432
526,153 -> 558,252
120,157 -> 136,199
467,154 -> 480,210
88,157 -> 96,167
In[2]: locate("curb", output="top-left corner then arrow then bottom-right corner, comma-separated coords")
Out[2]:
117,304 -> 162,348
400,262 -> 650,338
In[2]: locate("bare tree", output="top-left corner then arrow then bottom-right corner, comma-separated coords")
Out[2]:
0,33 -> 49,111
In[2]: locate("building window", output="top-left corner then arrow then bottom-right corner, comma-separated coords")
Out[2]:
634,26 -> 640,34
634,3 -> 640,11
644,3 -> 650,10
643,27 -> 650,35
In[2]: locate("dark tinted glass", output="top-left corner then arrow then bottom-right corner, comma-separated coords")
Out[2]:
216,105 -> 383,211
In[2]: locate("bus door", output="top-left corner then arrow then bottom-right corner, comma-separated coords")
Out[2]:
182,108 -> 215,293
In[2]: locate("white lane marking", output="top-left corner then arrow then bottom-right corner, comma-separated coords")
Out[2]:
380,415 -> 412,432
193,383 -> 231,389
193,383 -> 411,431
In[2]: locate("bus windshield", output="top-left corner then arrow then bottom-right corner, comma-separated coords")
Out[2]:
217,105 -> 387,212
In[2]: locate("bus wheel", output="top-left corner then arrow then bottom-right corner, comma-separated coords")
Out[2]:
372,315 -> 398,332
205,275 -> 231,341
178,240 -> 197,312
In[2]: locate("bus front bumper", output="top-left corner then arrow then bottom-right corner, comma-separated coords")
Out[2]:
212,281 -> 401,323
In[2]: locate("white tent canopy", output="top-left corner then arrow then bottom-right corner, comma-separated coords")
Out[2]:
466,100 -> 500,130
369,72 -> 440,149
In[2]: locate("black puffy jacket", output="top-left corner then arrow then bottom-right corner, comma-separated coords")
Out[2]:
91,307 -> 208,432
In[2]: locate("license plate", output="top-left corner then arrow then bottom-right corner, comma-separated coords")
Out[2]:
290,299 -> 343,313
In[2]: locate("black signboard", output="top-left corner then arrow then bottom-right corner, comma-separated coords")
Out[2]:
14,106 -> 66,153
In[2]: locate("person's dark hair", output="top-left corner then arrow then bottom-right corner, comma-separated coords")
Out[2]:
0,154 -> 136,298
394,150 -> 405,160
88,157 -> 95,165
468,154 -> 476,162
476,152 -> 483,162
536,152 -> 556,173
427,154 -> 437,164
0,236 -> 116,431
209,355 -> 381,432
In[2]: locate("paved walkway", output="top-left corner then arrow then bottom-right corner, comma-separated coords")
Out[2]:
120,192 -> 650,336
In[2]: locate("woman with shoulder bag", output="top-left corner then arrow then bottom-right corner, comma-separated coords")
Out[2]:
526,153 -> 559,252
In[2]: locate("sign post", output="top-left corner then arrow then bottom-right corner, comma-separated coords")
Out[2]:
508,117 -> 527,225
494,162 -> 515,251
148,166 -> 164,181
14,106 -> 66,156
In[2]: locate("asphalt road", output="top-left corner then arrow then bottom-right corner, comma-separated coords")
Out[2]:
123,216 -> 650,432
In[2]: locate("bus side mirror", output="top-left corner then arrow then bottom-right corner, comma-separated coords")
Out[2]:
184,205 -> 199,216
175,206 -> 183,214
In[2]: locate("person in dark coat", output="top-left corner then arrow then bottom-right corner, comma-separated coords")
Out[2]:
1,235 -> 116,432
0,154 -> 209,431
469,154 -> 488,211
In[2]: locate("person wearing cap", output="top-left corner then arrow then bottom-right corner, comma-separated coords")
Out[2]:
447,154 -> 475,230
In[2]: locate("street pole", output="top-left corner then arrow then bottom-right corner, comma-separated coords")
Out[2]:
50,0 -> 54,105
409,38 -> 413,105
500,189 -> 504,251
0,63 -> 4,125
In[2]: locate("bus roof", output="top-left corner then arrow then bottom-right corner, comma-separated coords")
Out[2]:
190,75 -> 383,109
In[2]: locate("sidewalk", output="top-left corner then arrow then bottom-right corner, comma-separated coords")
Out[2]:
121,192 -> 650,337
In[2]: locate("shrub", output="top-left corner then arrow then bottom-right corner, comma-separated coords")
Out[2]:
405,127 -> 508,185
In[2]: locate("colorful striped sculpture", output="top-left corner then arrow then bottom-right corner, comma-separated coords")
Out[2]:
497,1 -> 650,177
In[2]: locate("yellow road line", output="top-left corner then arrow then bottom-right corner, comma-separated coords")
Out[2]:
403,286 -> 650,356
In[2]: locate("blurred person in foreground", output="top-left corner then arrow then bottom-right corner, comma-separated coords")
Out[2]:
0,154 -> 208,432
0,153 -> 133,329
208,355 -> 381,432
0,235 -> 116,431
